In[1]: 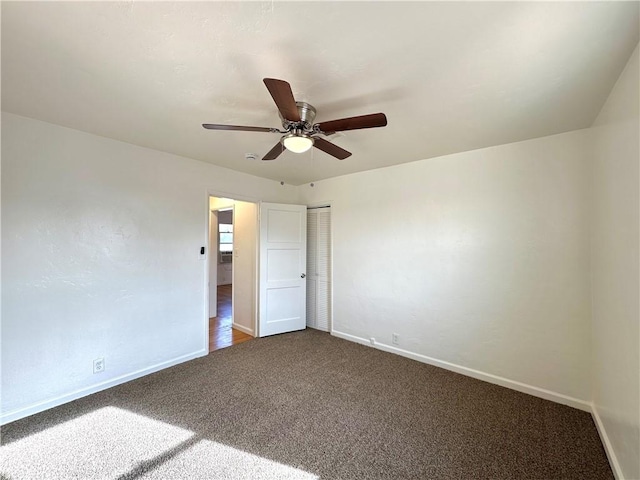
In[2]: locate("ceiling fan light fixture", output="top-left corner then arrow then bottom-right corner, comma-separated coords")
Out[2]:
282,134 -> 313,153
204,78 -> 386,161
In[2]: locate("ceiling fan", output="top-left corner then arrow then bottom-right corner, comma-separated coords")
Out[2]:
202,78 -> 387,161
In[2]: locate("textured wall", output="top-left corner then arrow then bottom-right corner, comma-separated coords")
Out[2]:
299,129 -> 592,402
232,201 -> 257,334
591,45 -> 640,480
1,113 -> 295,421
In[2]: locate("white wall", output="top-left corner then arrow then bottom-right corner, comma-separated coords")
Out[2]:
1,112 -> 296,423
590,45 -> 639,480
232,201 -> 257,335
299,129 -> 592,405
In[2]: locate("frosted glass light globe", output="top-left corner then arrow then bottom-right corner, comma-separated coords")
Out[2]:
283,134 -> 313,153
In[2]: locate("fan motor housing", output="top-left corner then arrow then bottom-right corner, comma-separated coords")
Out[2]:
280,102 -> 316,130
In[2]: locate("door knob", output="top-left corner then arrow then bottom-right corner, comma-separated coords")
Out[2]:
301,273 -> 306,278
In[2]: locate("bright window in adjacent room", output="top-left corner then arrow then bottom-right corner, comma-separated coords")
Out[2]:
219,224 -> 233,252
218,223 -> 233,253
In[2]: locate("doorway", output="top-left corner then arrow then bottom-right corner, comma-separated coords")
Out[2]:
205,198 -> 328,347
208,196 -> 258,352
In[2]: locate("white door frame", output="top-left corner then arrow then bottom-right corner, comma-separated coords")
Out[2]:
209,209 -> 219,318
204,191 -> 260,353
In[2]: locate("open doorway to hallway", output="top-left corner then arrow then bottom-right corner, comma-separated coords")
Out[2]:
208,196 -> 258,352
209,284 -> 252,351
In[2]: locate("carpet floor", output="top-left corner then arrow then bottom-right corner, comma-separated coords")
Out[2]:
1,329 -> 613,479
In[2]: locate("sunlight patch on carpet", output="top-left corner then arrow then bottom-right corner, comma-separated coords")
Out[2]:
0,406 -> 318,479
0,407 -> 194,479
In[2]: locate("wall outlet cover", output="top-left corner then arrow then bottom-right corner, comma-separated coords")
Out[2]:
93,358 -> 105,374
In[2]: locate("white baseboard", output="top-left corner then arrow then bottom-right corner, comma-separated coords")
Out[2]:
1,349 -> 208,426
232,323 -> 254,336
331,330 -> 590,412
591,404 -> 624,479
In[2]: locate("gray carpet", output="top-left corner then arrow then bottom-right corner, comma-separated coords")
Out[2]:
1,329 -> 613,479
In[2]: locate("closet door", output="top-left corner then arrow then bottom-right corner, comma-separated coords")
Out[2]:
306,207 -> 331,332
306,210 -> 318,329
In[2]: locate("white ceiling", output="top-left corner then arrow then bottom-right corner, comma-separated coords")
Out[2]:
2,2 -> 638,186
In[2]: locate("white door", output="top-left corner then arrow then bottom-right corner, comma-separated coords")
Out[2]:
259,202 -> 307,337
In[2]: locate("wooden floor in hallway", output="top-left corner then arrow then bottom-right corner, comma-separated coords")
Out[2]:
209,284 -> 253,352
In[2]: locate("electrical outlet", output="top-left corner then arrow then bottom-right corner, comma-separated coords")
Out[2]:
369,337 -> 376,345
93,358 -> 105,374
392,333 -> 399,345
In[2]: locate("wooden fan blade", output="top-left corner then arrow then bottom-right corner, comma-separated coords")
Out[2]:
263,78 -> 301,122
313,137 -> 352,160
316,113 -> 387,133
202,124 -> 274,133
262,141 -> 285,161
